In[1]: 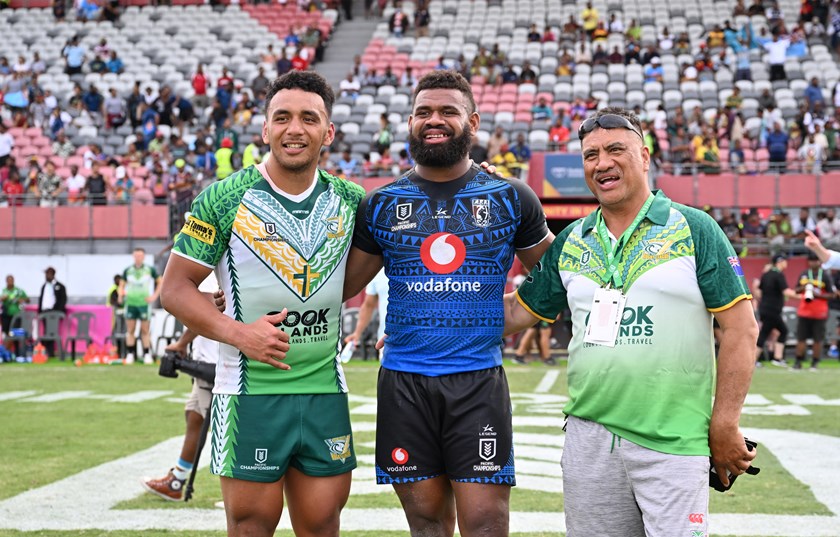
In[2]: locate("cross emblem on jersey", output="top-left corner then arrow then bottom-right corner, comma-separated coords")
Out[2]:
293,264 -> 321,297
233,187 -> 351,301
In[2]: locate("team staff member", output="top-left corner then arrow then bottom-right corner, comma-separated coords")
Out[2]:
755,254 -> 798,366
792,251 -> 835,370
503,108 -> 757,537
344,71 -> 552,537
161,71 -> 365,537
120,247 -> 161,364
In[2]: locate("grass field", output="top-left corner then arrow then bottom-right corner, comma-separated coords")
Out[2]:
0,356 -> 838,537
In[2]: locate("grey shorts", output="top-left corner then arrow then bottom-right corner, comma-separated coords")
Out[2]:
561,416 -> 710,537
185,378 -> 213,415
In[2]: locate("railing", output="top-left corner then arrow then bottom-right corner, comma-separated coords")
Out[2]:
653,170 -> 840,209
0,194 -> 181,253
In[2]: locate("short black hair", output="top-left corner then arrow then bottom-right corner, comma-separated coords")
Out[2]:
589,106 -> 643,135
412,70 -> 476,115
264,70 -> 335,118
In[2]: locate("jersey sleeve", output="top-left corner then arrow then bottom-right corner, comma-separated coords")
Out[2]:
172,181 -> 234,268
684,208 -> 752,311
510,179 -> 550,250
515,222 -> 575,322
352,192 -> 383,256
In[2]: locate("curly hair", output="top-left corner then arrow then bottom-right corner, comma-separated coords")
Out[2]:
412,70 -> 476,114
264,70 -> 335,118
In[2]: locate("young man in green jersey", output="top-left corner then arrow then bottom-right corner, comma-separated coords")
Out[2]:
161,71 -> 364,537
504,108 -> 759,536
119,247 -> 161,364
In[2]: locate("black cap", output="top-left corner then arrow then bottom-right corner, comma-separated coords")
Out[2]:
772,253 -> 787,264
807,251 -> 821,261
45,266 -> 56,273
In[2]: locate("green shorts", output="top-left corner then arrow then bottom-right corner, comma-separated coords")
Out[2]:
210,393 -> 356,482
124,304 -> 150,321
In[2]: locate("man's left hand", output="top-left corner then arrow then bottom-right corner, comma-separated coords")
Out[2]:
709,423 -> 757,487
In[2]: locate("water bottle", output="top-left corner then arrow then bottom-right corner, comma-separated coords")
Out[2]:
339,341 -> 355,363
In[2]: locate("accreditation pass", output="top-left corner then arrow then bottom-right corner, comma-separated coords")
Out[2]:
583,287 -> 626,347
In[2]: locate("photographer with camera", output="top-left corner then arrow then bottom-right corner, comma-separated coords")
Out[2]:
142,275 -> 218,501
792,251 -> 836,370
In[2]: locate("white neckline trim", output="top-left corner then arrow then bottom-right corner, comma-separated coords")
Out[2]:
256,162 -> 319,203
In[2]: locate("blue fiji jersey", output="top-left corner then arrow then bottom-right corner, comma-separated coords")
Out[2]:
353,164 -> 549,376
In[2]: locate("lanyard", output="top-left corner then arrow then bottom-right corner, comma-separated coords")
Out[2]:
595,194 -> 655,289
807,268 -> 823,286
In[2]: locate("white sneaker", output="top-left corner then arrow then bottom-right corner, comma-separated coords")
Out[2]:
143,354 -> 153,365
125,353 -> 135,364
214,500 -> 226,509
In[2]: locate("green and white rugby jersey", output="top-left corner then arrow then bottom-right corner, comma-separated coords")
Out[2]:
172,165 -> 365,396
123,265 -> 158,307
517,190 -> 751,456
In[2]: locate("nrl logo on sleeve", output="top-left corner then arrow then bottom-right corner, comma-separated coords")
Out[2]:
181,215 -> 217,245
580,251 -> 591,266
324,434 -> 352,462
255,448 -> 268,464
265,222 -> 276,235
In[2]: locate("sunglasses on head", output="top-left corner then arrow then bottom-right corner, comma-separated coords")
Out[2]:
578,114 -> 644,141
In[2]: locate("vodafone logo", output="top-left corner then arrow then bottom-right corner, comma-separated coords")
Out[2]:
391,447 -> 409,465
420,232 -> 466,274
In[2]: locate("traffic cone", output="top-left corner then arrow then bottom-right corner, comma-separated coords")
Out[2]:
32,343 -> 48,364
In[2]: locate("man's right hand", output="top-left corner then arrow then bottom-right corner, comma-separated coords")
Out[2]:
231,310 -> 292,370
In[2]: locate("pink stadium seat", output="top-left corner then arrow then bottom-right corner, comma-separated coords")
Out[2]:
514,112 -> 532,123
92,206 -> 129,239
496,102 -> 515,113
517,93 -> 535,104
696,173 -> 735,207
54,207 -> 91,239
66,156 -> 84,169
736,174 -> 774,207
515,101 -> 533,112
24,127 -> 42,138
778,174 -> 817,206
13,207 -> 52,239
132,188 -> 155,205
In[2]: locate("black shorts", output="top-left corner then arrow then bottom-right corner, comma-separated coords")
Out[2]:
375,366 -> 515,486
797,317 -> 827,342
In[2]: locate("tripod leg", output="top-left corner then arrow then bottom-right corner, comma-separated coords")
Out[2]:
184,399 -> 213,502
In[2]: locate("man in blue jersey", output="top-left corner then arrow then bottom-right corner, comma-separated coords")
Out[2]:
344,70 -> 553,537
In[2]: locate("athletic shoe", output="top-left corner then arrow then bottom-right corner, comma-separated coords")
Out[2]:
511,355 -> 527,365
809,366 -> 818,372
770,359 -> 788,367
214,500 -> 226,509
141,470 -> 184,501
125,353 -> 135,364
543,357 -> 557,366
754,361 -> 764,368
143,354 -> 153,365
792,361 -> 803,370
